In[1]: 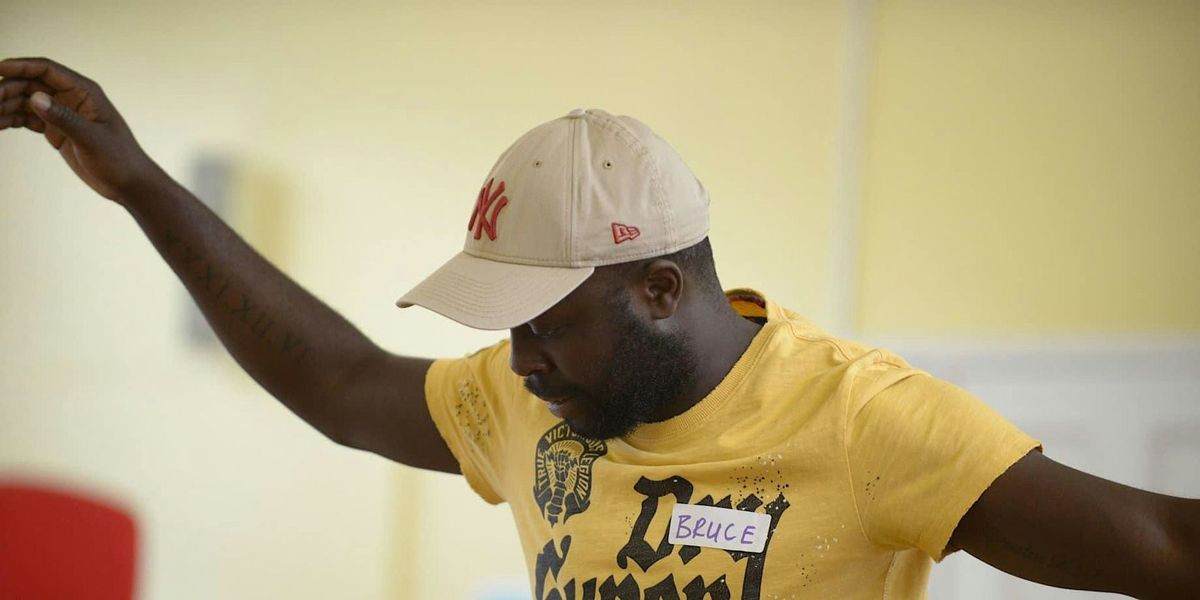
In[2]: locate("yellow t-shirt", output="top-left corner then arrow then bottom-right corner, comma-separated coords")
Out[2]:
424,290 -> 1040,599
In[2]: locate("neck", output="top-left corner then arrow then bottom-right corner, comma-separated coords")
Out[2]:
661,296 -> 763,420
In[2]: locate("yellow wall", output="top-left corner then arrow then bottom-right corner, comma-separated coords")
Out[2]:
860,0 -> 1200,334
2,1 -> 1197,599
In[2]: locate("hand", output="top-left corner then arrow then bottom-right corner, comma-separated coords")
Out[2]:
0,57 -> 158,203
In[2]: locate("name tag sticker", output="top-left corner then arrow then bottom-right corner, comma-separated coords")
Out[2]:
668,503 -> 772,553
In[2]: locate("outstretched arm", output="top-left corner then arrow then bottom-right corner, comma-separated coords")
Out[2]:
949,450 -> 1199,599
0,57 -> 458,473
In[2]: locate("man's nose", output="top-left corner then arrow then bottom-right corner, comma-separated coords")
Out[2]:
509,329 -> 552,377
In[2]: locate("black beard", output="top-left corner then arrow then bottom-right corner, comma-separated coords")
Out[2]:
569,295 -> 699,440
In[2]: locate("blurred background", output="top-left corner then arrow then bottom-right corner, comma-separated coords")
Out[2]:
1,1 -> 1197,598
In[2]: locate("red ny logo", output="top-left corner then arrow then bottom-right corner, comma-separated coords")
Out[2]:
468,178 -> 509,241
611,222 -> 641,244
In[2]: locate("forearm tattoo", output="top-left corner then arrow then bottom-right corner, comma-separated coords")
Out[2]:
163,231 -> 310,363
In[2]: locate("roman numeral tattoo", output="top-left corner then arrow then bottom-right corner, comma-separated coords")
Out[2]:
165,230 -> 311,363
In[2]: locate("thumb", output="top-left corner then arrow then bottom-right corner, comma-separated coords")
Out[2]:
30,91 -> 96,142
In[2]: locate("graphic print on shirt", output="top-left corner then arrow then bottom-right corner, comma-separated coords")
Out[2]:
531,438 -> 792,600
534,422 -> 608,526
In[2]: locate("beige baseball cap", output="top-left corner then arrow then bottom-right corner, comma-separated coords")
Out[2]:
397,108 -> 710,330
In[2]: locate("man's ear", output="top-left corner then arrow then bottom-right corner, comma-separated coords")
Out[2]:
638,259 -> 684,320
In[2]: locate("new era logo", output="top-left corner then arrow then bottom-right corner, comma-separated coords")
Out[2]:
611,222 -> 641,244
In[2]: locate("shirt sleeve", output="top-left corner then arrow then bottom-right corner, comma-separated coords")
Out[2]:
845,363 -> 1041,561
424,340 -> 515,505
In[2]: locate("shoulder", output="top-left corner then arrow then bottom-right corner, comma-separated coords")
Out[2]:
768,298 -> 916,385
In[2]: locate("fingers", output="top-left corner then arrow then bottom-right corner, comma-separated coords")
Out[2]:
28,91 -> 96,144
0,78 -> 51,134
0,112 -> 47,133
0,57 -> 94,93
1,59 -> 111,126
0,58 -> 110,147
0,94 -> 24,115
0,77 -> 56,102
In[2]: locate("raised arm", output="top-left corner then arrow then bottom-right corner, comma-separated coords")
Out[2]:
0,57 -> 458,473
948,450 -> 1200,599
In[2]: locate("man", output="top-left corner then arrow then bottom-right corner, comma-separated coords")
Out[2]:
0,57 -> 1195,599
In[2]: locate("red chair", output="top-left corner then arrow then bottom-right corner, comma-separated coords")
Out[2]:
0,481 -> 138,600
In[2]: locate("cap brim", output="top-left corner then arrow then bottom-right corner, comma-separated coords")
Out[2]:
397,252 -> 595,330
